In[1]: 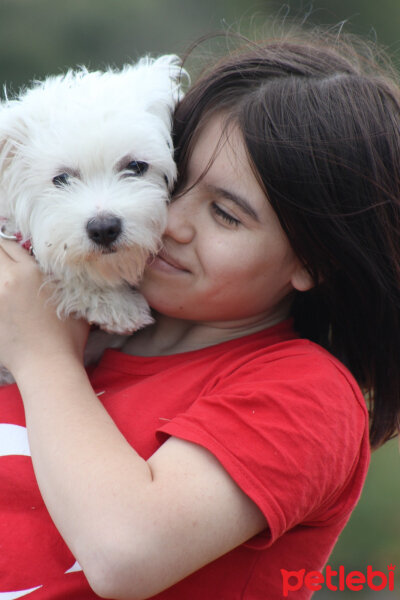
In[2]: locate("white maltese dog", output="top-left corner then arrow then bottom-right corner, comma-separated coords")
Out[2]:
0,55 -> 185,383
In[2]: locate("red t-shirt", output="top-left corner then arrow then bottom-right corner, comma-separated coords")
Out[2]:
0,319 -> 369,599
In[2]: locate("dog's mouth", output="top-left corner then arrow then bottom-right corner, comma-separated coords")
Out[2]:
86,243 -> 120,258
97,246 -> 118,255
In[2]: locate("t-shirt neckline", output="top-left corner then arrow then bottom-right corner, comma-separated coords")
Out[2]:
96,318 -> 297,375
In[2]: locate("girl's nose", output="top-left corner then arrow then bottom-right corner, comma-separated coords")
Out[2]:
164,194 -> 196,244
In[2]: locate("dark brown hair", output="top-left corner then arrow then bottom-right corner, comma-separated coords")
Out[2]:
173,32 -> 400,449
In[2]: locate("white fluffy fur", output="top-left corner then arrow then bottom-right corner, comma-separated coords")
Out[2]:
0,55 -> 185,383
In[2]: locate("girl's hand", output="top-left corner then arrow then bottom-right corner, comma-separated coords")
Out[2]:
0,239 -> 89,376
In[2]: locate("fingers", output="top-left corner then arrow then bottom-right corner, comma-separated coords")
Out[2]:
0,239 -> 17,262
0,237 -> 36,264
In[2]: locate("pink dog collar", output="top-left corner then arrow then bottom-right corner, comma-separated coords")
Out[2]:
0,224 -> 34,254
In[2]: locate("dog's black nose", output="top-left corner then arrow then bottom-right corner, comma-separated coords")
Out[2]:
86,215 -> 122,247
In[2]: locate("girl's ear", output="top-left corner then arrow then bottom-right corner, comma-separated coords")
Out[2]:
291,263 -> 315,292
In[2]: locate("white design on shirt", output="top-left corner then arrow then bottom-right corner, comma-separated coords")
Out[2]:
0,424 -> 31,457
64,560 -> 82,573
0,588 -> 42,599
0,424 -> 83,595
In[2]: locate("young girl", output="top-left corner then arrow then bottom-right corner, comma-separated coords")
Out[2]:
1,31 -> 400,600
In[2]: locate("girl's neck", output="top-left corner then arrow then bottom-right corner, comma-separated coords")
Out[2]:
122,304 -> 291,357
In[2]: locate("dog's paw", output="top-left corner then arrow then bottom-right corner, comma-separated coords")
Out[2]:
84,287 -> 153,334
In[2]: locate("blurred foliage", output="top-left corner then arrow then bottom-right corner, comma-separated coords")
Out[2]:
1,0 -> 400,93
316,439 -> 400,598
0,0 -> 400,595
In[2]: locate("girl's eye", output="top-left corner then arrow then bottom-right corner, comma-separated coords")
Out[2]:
125,161 -> 149,176
212,203 -> 241,227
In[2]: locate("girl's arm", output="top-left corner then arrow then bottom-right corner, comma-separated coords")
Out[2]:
0,240 -> 267,600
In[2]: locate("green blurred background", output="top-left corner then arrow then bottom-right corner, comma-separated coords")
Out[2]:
1,0 -> 399,597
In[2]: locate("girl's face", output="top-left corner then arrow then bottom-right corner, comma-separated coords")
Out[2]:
141,115 -> 312,327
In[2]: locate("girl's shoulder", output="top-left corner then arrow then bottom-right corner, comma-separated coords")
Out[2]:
203,323 -> 367,416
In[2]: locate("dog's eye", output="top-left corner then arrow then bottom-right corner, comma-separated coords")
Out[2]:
52,173 -> 71,187
125,161 -> 149,176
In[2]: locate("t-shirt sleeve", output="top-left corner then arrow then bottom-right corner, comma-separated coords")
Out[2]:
156,349 -> 370,547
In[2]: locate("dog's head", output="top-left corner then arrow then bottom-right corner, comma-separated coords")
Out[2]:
0,55 -> 186,285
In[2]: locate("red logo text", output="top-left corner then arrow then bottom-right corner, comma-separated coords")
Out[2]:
281,564 -> 396,596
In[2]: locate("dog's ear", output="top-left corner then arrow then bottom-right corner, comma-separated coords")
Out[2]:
148,54 -> 188,104
135,54 -> 188,128
0,101 -> 31,216
0,102 -> 30,175
120,55 -> 188,192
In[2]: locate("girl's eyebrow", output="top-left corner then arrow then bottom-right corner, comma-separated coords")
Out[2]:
206,184 -> 260,222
